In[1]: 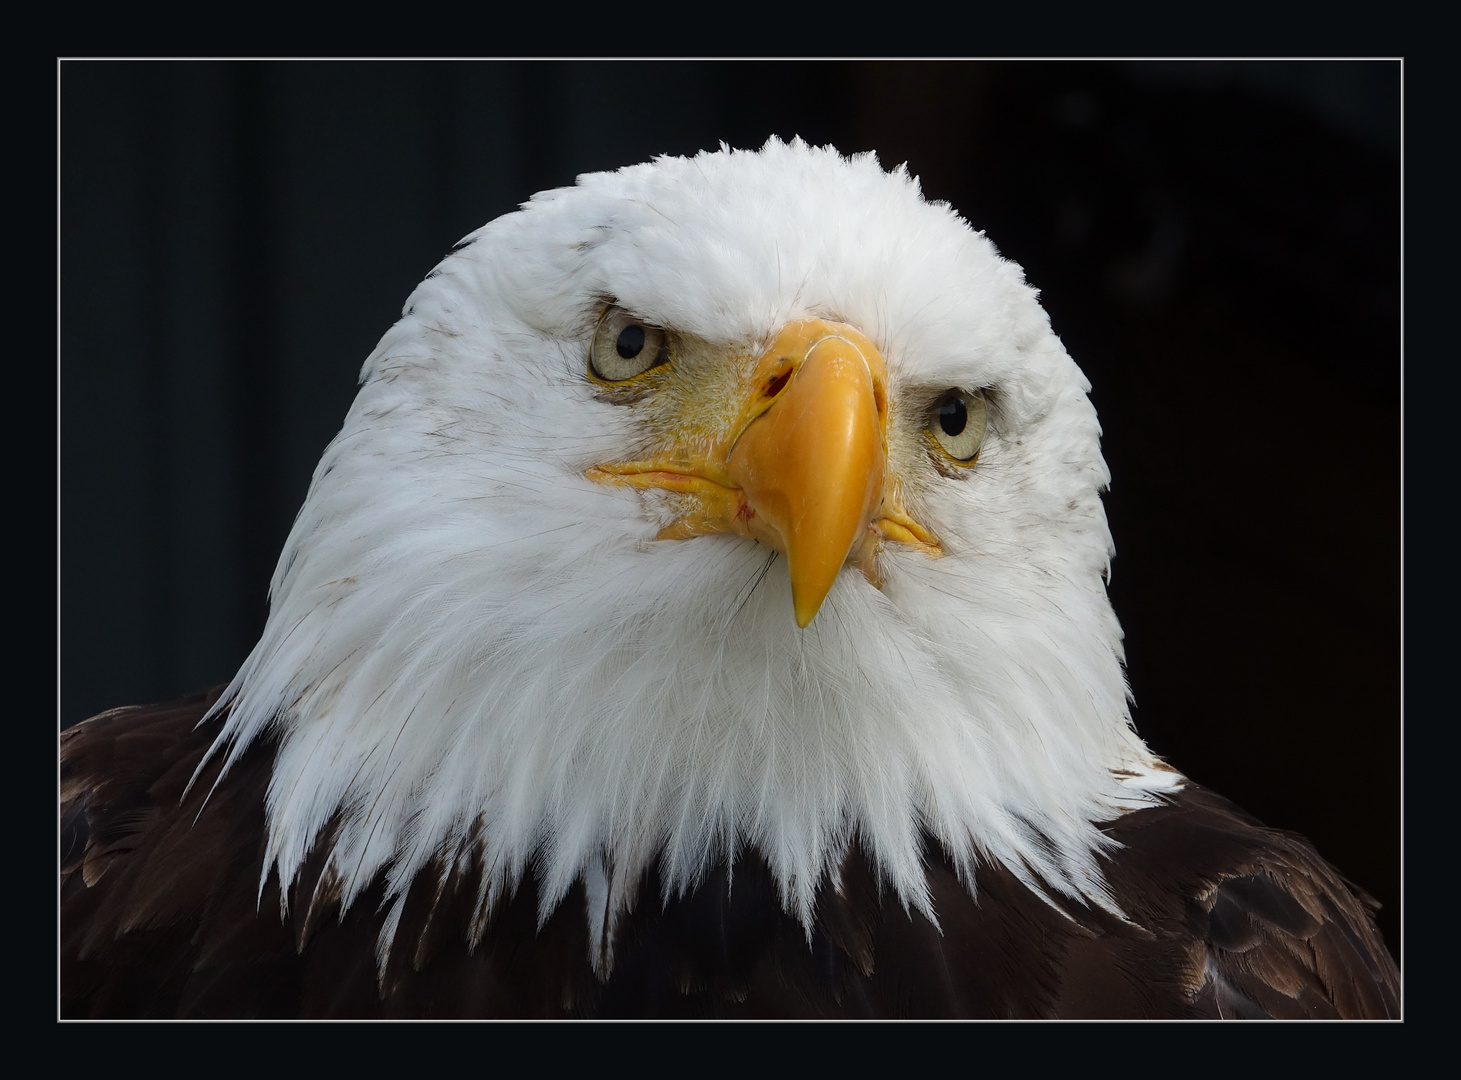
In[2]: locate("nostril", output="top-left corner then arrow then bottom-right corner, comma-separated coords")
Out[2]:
765,367 -> 792,400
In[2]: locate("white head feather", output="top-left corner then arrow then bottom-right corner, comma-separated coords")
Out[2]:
204,138 -> 1178,973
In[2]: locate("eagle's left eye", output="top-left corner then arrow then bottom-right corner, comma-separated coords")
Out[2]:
929,388 -> 989,465
590,307 -> 671,382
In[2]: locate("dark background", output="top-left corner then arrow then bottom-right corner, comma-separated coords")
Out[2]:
59,60 -> 1401,959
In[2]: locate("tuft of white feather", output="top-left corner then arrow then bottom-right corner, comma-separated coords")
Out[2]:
202,138 -> 1180,976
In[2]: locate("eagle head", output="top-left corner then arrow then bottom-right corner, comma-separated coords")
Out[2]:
207,138 -> 1176,974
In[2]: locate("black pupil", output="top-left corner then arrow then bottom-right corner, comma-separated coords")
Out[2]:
616,325 -> 646,359
939,396 -> 967,437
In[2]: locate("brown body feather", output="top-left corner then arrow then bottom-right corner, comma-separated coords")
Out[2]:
61,689 -> 1399,1019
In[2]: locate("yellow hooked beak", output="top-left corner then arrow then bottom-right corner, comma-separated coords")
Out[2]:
587,318 -> 938,627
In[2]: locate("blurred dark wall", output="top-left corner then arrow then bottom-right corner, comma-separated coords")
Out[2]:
59,60 -> 1401,956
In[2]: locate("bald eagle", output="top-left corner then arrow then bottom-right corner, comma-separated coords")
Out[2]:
61,140 -> 1399,1019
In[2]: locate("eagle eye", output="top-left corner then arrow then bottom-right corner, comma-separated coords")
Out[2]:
929,388 -> 988,465
591,307 -> 670,382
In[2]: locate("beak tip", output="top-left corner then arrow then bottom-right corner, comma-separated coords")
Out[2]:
791,582 -> 830,628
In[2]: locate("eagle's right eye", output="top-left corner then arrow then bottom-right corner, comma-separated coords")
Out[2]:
590,307 -> 671,382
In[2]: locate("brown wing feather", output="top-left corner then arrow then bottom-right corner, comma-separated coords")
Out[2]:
1097,784 -> 1400,1019
61,688 -> 303,1017
61,691 -> 1398,1018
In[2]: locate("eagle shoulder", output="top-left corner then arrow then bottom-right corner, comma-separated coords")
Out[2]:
59,690 -> 607,1018
61,689 -> 299,1017
1092,784 -> 1400,1019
